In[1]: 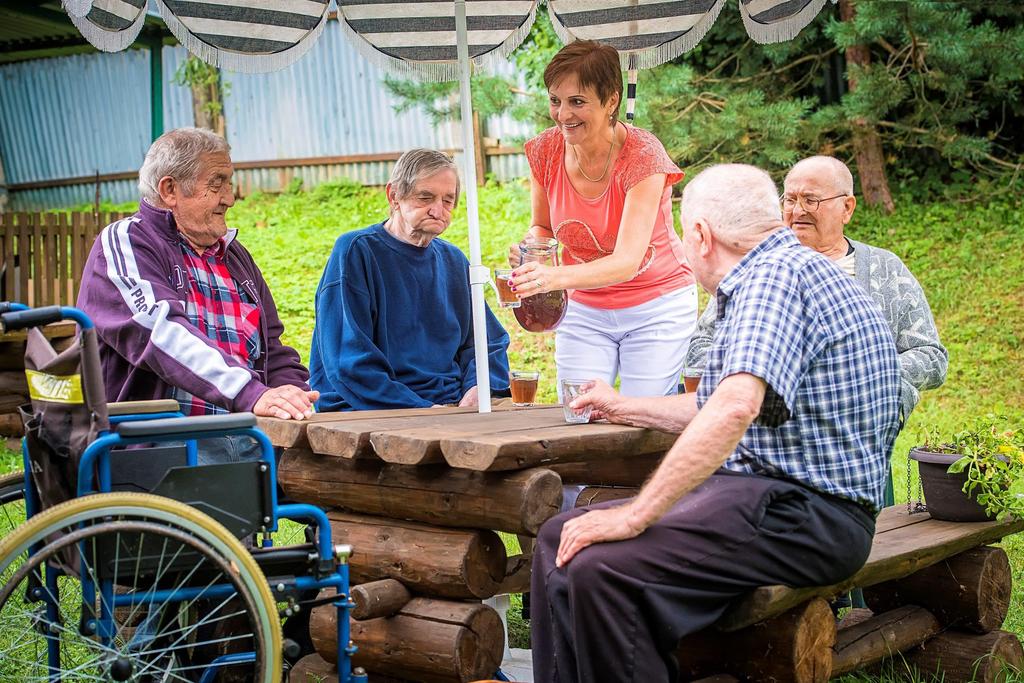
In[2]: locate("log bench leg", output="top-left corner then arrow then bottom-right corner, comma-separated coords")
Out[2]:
879,630 -> 1023,683
677,597 -> 836,683
864,546 -> 1011,634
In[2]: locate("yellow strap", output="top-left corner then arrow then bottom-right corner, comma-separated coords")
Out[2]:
24,369 -> 85,404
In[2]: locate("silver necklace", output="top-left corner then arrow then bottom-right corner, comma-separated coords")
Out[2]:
570,132 -> 615,183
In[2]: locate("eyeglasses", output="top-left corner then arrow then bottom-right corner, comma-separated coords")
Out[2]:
781,194 -> 848,212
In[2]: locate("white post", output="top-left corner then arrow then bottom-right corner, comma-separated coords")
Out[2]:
454,0 -> 492,413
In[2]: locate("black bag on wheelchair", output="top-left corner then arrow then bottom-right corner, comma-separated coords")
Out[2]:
19,324 -> 109,512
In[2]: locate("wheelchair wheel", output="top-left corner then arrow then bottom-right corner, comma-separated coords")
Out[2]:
0,470 -> 26,535
0,492 -> 283,682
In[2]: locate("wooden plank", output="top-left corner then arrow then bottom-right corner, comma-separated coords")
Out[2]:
874,505 -> 933,534
442,422 -> 680,471
43,213 -> 58,307
307,406 -> 563,461
58,213 -> 71,305
71,212 -> 84,304
17,213 -> 30,307
1,214 -> 14,303
0,321 -> 77,343
258,405 -> 479,449
32,214 -> 43,308
369,407 -> 570,465
716,512 -> 1024,632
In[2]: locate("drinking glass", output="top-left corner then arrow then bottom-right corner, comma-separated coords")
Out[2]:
510,371 -> 540,406
561,379 -> 593,424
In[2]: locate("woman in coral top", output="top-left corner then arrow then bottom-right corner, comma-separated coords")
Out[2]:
509,40 -> 698,397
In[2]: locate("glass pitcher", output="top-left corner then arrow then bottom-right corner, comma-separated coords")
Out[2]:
513,237 -> 568,333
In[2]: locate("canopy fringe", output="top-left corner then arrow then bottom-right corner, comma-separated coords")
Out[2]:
61,0 -> 93,19
338,16 -> 462,82
154,0 -> 330,74
474,1 -> 538,71
67,7 -> 145,52
549,0 -> 727,70
741,0 -> 829,44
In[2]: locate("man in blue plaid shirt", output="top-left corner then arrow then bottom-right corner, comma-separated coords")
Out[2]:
530,164 -> 901,683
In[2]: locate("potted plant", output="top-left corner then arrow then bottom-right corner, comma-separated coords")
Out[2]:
910,415 -> 1024,522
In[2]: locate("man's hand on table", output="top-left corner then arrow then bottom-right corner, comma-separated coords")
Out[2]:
254,385 -> 319,420
458,386 -> 479,408
569,379 -> 628,423
556,504 -> 647,568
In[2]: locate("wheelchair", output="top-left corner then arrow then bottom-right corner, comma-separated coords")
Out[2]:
0,302 -> 367,683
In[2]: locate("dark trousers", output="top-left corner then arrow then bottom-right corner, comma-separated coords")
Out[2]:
530,470 -> 875,683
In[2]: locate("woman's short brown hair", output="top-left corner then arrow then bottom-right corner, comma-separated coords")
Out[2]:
544,40 -> 623,125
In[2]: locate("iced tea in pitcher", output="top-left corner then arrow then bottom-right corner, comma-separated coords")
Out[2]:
513,238 -> 568,333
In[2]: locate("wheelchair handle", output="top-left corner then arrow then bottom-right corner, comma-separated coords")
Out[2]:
115,412 -> 258,439
0,301 -> 29,315
0,305 -> 79,332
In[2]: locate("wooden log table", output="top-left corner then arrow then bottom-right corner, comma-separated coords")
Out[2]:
263,407 -> 1024,682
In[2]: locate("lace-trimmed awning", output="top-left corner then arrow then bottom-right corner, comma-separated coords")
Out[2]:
60,0 -> 832,76
547,0 -> 831,71
337,0 -> 539,82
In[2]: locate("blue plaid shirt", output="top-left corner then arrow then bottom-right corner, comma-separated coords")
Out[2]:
697,229 -> 901,512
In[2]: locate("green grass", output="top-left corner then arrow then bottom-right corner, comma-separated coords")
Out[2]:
2,181 -> 1022,680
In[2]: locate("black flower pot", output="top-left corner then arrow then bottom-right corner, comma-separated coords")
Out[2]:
909,448 -> 993,522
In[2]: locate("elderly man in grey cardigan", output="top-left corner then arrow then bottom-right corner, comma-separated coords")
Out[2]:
684,156 -> 947,423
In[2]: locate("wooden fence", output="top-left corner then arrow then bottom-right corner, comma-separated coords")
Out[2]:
0,211 -> 130,308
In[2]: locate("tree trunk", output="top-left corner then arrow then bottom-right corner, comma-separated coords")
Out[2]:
676,598 -> 835,683
351,579 -> 412,621
549,452 -> 663,486
289,653 -> 338,683
839,0 -> 894,213
191,80 -> 225,137
279,448 -> 562,535
887,630 -> 1024,683
831,605 -> 941,677
325,511 -> 506,599
311,595 -> 504,683
572,486 -> 639,508
864,546 -> 1012,634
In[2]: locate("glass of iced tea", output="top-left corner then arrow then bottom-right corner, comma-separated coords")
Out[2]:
510,371 -> 540,406
561,379 -> 593,423
682,361 -> 702,394
494,268 -> 520,308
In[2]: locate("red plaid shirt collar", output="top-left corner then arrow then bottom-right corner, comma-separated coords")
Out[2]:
173,234 -> 262,415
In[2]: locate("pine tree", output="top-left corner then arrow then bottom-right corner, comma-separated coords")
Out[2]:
384,2 -> 1024,205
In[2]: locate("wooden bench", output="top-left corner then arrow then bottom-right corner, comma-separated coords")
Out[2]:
677,507 -> 1024,682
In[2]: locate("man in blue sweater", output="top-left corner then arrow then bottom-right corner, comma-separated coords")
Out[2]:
309,148 -> 511,411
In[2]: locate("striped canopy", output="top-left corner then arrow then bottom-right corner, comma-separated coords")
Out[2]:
548,0 -> 830,70
154,0 -> 331,73
60,0 -> 834,76
337,0 -> 539,81
64,0 -> 147,53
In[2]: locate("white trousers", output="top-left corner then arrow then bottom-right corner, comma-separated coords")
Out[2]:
554,285 -> 699,398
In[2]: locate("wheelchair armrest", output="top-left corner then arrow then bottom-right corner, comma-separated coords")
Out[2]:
108,399 -> 183,417
115,412 -> 258,438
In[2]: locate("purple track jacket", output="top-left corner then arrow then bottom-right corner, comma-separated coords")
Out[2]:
77,200 -> 310,411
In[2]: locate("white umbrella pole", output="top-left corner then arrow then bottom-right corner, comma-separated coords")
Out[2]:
455,0 -> 492,413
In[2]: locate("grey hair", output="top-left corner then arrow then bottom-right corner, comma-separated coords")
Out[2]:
680,164 -> 782,249
785,155 -> 854,195
388,149 -> 461,208
138,127 -> 230,204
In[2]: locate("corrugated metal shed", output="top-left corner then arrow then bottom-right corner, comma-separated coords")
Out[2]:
1,19 -> 535,211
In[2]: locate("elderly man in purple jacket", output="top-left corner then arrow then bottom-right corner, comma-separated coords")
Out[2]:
78,127 -> 317,462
